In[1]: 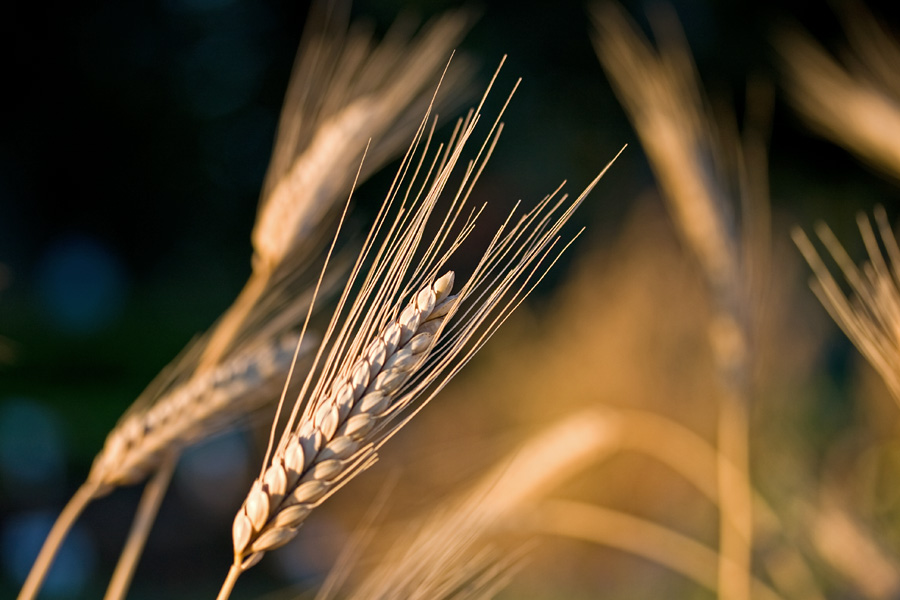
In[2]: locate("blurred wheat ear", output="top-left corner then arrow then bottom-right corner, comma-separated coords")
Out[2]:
321,410 -> 618,600
591,3 -> 780,600
18,4 -> 474,600
783,5 -> 900,593
783,3 -> 900,384
793,207 -> 900,407
217,56 -> 622,597
777,3 -> 900,181
521,407 -> 821,600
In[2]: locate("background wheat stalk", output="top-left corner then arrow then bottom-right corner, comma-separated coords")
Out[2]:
12,0 -> 900,598
591,4 -> 770,599
333,409 -> 619,600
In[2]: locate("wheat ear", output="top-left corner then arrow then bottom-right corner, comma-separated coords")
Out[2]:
90,335 -> 304,493
18,335 -> 302,600
232,273 -> 456,565
217,58 -> 623,596
78,2 -> 474,498
592,5 -> 766,600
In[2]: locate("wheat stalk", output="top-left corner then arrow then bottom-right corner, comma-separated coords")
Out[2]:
18,332 -> 308,600
530,499 -> 784,600
19,6 -> 473,599
591,5 -> 768,600
593,408 -> 825,600
216,60 -> 623,597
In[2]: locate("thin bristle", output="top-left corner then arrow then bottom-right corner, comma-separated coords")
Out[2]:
231,275 -> 456,568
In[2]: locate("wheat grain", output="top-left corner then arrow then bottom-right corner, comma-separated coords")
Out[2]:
231,274 -> 455,568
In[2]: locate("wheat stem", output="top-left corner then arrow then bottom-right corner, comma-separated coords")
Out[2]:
196,270 -> 272,373
103,451 -> 178,600
217,565 -> 242,600
18,481 -> 101,600
716,385 -> 753,600
591,6 -> 760,599
611,407 -> 824,600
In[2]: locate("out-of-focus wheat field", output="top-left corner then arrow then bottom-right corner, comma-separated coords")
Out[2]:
6,0 -> 900,598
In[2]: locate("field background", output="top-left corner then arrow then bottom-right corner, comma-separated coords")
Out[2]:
5,0 -> 900,598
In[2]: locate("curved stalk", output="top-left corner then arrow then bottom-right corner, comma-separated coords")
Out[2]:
533,499 -> 781,600
18,481 -> 101,600
216,564 -> 242,600
104,452 -> 178,600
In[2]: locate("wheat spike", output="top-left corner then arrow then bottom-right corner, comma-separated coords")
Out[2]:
88,333 -> 306,494
251,5 -> 473,273
232,274 -> 456,569
216,59 -> 622,597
